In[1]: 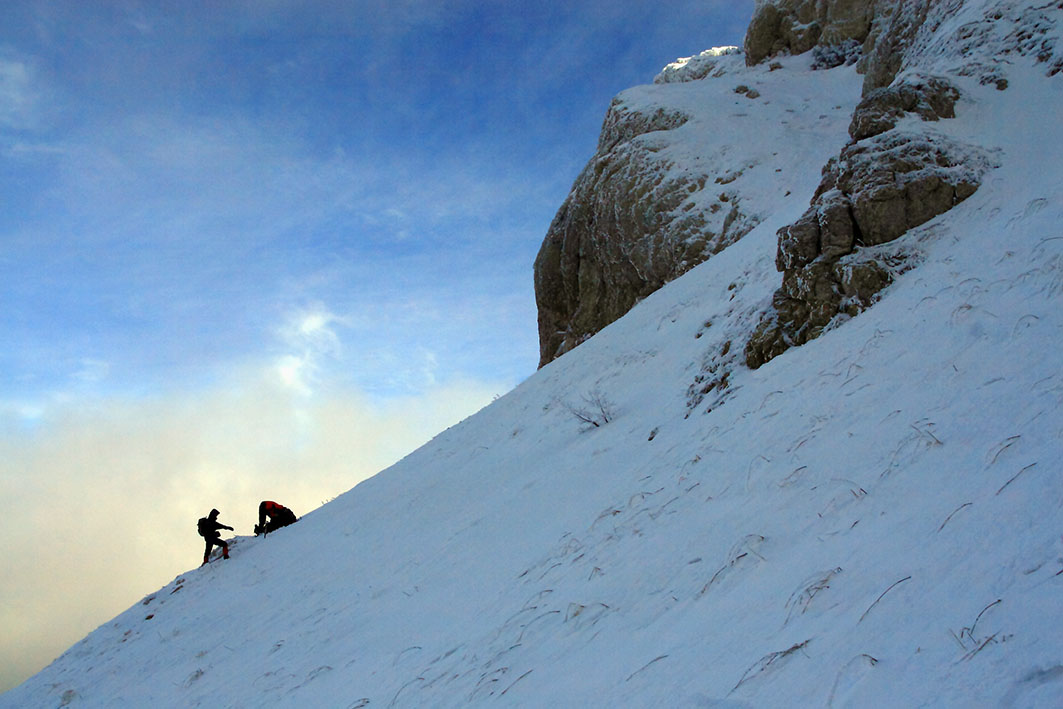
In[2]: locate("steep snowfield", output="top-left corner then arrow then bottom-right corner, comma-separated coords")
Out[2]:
5,29 -> 1063,709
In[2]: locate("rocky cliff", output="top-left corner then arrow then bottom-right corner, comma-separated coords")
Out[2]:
532,47 -> 758,368
745,0 -> 1060,367
534,0 -> 1062,369
530,41 -> 854,368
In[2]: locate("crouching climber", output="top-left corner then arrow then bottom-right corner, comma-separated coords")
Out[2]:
197,508 -> 234,565
254,500 -> 298,535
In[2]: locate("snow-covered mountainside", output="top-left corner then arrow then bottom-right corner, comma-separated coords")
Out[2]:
5,1 -> 1063,706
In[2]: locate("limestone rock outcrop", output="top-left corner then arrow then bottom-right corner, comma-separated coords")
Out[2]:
533,102 -> 753,367
744,0 -> 878,66
745,127 -> 993,369
847,74 -> 959,140
741,0 -> 1063,369
534,51 -> 766,368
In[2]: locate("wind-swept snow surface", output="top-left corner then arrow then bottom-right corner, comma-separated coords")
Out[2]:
5,21 -> 1063,709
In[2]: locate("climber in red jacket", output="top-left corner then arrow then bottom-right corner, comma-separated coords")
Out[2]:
255,500 -> 298,535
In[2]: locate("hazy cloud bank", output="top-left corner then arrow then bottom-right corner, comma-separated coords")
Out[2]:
0,364 -> 506,692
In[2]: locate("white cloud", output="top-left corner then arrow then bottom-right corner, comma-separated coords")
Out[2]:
273,303 -> 349,396
287,306 -> 344,353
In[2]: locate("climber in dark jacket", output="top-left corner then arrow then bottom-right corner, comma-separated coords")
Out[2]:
255,500 -> 298,535
197,508 -> 233,565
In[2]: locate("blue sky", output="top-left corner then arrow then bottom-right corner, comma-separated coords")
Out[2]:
2,1 -> 752,409
0,0 -> 753,692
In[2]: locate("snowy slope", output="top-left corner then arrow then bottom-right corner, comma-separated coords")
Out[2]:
5,12 -> 1063,709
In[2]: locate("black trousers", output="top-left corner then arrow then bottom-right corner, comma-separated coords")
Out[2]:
263,509 -> 297,533
272,509 -> 297,529
203,534 -> 228,558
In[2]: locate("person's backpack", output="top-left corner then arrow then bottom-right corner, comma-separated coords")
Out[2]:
197,517 -> 211,537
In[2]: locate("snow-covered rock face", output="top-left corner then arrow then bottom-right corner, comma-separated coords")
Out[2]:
744,0 -> 878,66
533,48 -> 862,367
534,1 -> 983,369
745,0 -> 1062,368
848,74 -> 961,140
535,0 -> 1063,371
746,115 -> 996,369
654,46 -> 743,83
853,0 -> 1063,92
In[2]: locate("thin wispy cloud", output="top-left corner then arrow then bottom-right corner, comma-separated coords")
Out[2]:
273,304 -> 347,396
0,56 -> 36,129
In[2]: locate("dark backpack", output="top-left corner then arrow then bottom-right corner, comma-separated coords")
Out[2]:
197,517 -> 211,537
